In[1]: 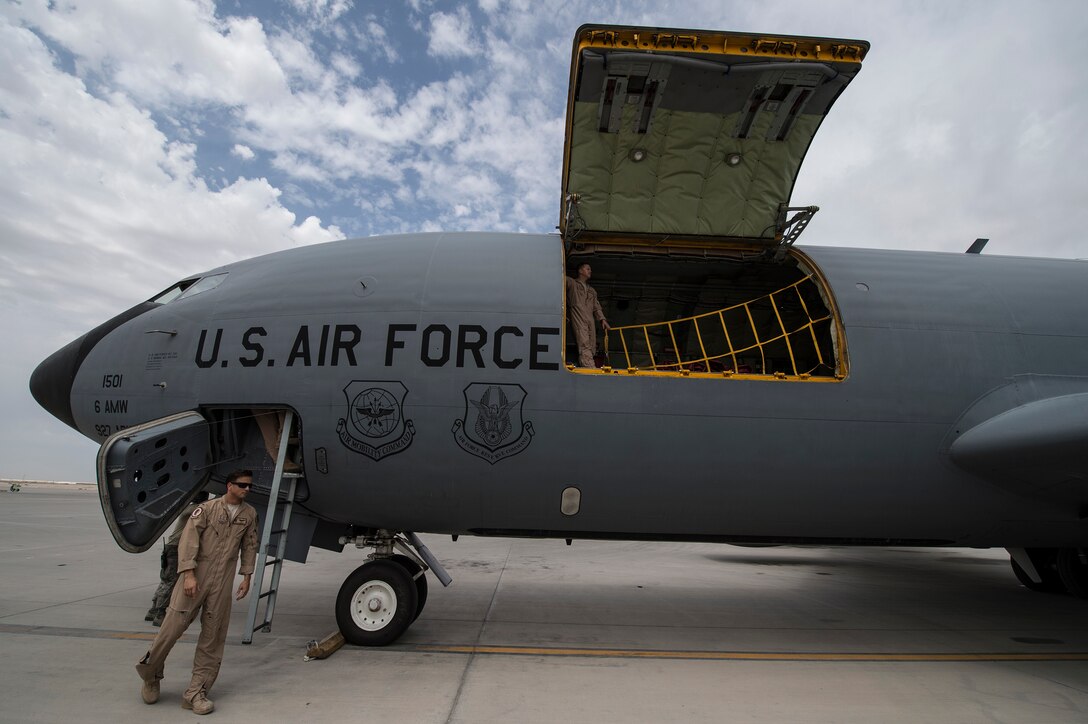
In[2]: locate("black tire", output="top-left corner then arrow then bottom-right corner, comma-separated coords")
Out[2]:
391,554 -> 429,621
1056,548 -> 1088,599
1010,548 -> 1065,594
336,559 -> 418,646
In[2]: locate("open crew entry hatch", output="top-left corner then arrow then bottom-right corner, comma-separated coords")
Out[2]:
97,409 -> 320,558
559,25 -> 866,379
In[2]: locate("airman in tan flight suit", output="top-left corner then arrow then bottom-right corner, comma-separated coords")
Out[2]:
136,470 -> 258,715
566,262 -> 610,367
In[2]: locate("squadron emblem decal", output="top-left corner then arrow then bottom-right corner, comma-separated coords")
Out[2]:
452,383 -> 534,464
337,381 -> 415,461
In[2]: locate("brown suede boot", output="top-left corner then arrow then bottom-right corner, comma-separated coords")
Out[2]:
182,691 -> 215,715
140,678 -> 160,704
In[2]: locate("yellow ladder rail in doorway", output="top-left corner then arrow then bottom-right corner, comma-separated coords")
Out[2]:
605,275 -> 833,378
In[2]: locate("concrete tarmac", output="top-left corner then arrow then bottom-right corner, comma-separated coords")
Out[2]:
2,484 -> 1087,723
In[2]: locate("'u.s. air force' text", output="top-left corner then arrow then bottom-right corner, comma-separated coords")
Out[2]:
195,323 -> 560,370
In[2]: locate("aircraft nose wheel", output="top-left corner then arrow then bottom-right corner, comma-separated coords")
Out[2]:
1057,547 -> 1088,599
336,559 -> 418,646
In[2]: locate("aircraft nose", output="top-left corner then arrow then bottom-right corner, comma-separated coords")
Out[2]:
30,301 -> 158,432
30,335 -> 87,431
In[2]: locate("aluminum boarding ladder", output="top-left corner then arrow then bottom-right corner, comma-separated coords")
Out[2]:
242,410 -> 301,644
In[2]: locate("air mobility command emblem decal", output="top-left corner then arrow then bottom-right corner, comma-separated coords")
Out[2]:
452,383 -> 534,464
337,381 -> 415,461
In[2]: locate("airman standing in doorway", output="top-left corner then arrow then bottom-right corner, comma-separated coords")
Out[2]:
566,262 -> 610,367
254,410 -> 301,473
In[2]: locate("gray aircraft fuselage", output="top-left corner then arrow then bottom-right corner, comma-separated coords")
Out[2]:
30,24 -> 1088,647
31,232 -> 1088,549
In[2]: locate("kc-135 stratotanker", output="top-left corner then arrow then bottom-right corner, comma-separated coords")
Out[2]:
30,25 -> 1088,645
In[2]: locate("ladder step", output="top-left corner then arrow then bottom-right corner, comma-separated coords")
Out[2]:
258,589 -> 276,600
264,557 -> 283,567
271,528 -> 288,536
260,489 -> 298,499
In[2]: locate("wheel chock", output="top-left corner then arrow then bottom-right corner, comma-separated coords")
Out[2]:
304,631 -> 345,661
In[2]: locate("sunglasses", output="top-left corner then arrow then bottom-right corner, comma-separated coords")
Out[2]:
231,482 -> 253,489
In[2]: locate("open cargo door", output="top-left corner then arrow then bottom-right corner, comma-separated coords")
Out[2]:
97,411 -> 213,553
561,25 -> 868,250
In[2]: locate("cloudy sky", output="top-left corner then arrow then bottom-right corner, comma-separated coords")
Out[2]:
3,0 -> 1087,482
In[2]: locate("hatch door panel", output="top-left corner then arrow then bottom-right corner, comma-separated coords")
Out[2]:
97,411 -> 212,553
562,26 -> 869,246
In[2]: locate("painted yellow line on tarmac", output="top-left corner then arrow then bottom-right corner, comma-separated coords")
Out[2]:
0,623 -> 169,642
3,624 -> 1086,662
414,644 -> 1088,662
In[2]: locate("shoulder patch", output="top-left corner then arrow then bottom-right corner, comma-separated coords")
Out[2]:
191,507 -> 203,518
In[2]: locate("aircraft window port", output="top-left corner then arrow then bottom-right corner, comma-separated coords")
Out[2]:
150,279 -> 196,304
566,247 -> 844,381
149,272 -> 228,304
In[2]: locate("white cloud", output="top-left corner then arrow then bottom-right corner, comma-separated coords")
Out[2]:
0,18 -> 342,306
330,50 -> 362,79
12,1 -> 289,107
232,144 -> 256,160
10,1 -> 563,232
360,18 -> 399,64
269,31 -> 328,88
427,8 -> 477,58
286,0 -> 354,25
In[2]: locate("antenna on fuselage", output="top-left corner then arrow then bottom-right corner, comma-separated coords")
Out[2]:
965,238 -> 989,254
